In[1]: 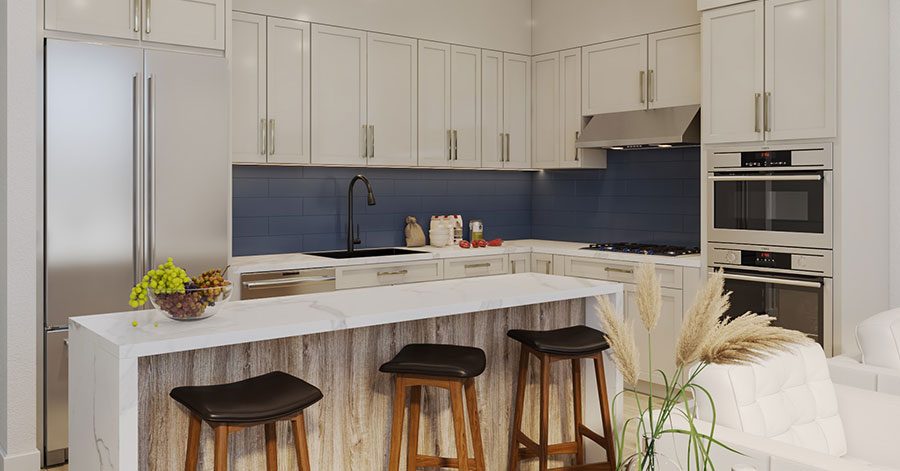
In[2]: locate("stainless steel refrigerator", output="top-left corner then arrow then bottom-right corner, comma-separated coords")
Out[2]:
43,39 -> 229,467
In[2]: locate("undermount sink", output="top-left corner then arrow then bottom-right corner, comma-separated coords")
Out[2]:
305,248 -> 427,259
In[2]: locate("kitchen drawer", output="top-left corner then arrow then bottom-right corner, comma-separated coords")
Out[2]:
336,260 -> 443,290
509,253 -> 531,274
443,255 -> 509,280
563,256 -> 683,289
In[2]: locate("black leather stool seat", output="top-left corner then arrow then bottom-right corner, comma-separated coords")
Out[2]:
507,325 -> 610,355
170,371 -> 323,424
379,343 -> 486,378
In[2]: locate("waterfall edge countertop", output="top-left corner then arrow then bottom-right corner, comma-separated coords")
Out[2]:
70,273 -> 624,360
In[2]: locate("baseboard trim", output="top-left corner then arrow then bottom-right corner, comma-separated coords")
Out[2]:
0,445 -> 40,471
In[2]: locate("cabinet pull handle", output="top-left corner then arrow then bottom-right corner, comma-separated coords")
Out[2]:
453,130 -> 458,160
574,131 -> 580,161
260,119 -> 267,155
605,267 -> 634,275
500,133 -> 505,162
545,263 -> 551,275
145,0 -> 151,34
269,119 -> 275,155
506,133 -> 511,162
511,260 -> 517,272
648,69 -> 654,103
765,92 -> 772,132
465,263 -> 491,269
639,70 -> 645,104
134,0 -> 140,32
368,124 -> 374,158
754,93 -> 761,133
377,269 -> 409,277
362,125 -> 368,158
448,129 -> 453,160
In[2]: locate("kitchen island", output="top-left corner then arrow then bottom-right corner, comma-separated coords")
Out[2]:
69,273 -> 623,471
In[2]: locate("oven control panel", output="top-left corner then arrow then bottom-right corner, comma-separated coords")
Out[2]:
741,150 -> 791,167
708,243 -> 832,276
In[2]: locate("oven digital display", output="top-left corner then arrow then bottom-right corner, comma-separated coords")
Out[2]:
740,150 -> 792,167
740,250 -> 791,269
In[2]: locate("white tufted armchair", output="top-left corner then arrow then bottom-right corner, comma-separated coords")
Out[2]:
654,342 -> 900,471
828,308 -> 900,396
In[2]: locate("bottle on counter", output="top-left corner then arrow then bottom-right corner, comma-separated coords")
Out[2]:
452,215 -> 464,244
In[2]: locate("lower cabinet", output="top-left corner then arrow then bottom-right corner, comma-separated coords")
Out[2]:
531,253 -> 565,275
443,255 -> 509,280
624,283 -> 684,384
509,253 -> 531,274
336,260 -> 442,290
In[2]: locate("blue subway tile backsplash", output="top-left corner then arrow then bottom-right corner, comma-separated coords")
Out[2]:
232,147 -> 700,256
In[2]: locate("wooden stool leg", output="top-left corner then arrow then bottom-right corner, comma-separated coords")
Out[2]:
214,425 -> 229,471
184,413 -> 202,471
407,385 -> 422,471
388,376 -> 408,471
265,422 -> 278,471
538,354 -> 550,471
449,381 -> 471,471
594,355 -> 616,465
572,358 -> 585,465
291,413 -> 312,471
507,348 -> 529,471
464,379 -> 486,471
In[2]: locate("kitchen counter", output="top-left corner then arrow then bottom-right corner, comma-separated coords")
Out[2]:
68,273 -> 624,471
230,238 -> 701,275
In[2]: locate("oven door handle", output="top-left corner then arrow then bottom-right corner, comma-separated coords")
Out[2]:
721,273 -> 822,289
707,174 -> 822,182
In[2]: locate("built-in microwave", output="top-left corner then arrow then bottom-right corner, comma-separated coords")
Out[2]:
707,242 -> 833,356
707,144 -> 833,249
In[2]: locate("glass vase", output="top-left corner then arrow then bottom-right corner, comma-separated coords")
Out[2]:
622,436 -> 681,471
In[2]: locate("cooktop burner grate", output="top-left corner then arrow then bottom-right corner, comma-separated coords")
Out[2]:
581,242 -> 700,257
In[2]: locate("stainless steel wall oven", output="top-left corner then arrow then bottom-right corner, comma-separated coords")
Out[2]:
708,242 -> 833,355
707,144 -> 833,249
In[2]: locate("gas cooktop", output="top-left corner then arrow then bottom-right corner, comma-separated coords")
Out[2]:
581,243 -> 700,257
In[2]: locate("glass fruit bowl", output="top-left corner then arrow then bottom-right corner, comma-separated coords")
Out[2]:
148,283 -> 232,321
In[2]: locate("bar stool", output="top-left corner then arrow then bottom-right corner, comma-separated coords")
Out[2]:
170,371 -> 323,471
381,343 -> 487,471
506,325 -> 616,471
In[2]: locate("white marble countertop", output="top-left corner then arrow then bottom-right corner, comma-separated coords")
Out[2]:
70,273 -> 623,360
229,239 -> 701,275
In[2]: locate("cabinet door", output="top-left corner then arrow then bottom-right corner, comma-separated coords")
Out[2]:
648,25 -> 701,109
765,0 -> 836,141
509,253 -> 531,273
481,50 -> 505,169
532,253 -> 554,275
368,33 -> 418,166
267,18 -> 311,164
503,54 -> 531,169
142,0 -> 226,50
231,13 -> 267,164
560,48 -> 582,168
418,41 -> 452,167
45,0 -> 140,40
582,36 -> 648,115
532,52 -> 560,169
312,25 -> 367,165
702,2 -> 764,144
450,46 -> 482,167
625,285 -> 684,384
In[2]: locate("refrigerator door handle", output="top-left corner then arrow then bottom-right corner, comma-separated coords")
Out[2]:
132,74 -> 143,285
146,74 -> 156,269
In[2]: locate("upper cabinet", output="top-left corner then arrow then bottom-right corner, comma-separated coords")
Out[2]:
481,50 -> 505,168
648,26 -> 701,109
582,36 -> 648,115
44,0 -> 225,50
418,41 -> 453,167
559,48 -> 583,168
503,54 -> 532,169
450,46 -> 482,167
232,14 -> 311,165
531,52 -> 560,169
702,0 -> 836,144
367,33 -> 418,167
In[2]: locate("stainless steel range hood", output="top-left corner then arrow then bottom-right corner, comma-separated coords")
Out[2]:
575,105 -> 700,150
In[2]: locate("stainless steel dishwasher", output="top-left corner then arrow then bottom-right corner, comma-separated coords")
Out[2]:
240,267 -> 337,300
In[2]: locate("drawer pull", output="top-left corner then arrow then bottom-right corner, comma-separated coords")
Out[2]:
377,269 -> 409,277
465,263 -> 492,269
243,276 -> 336,289
604,267 -> 634,275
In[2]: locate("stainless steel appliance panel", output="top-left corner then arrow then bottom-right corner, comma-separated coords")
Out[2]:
241,268 -> 337,299
45,40 -> 144,326
44,330 -> 68,461
144,50 -> 229,274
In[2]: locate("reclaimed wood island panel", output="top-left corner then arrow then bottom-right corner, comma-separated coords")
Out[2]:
69,273 -> 624,471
